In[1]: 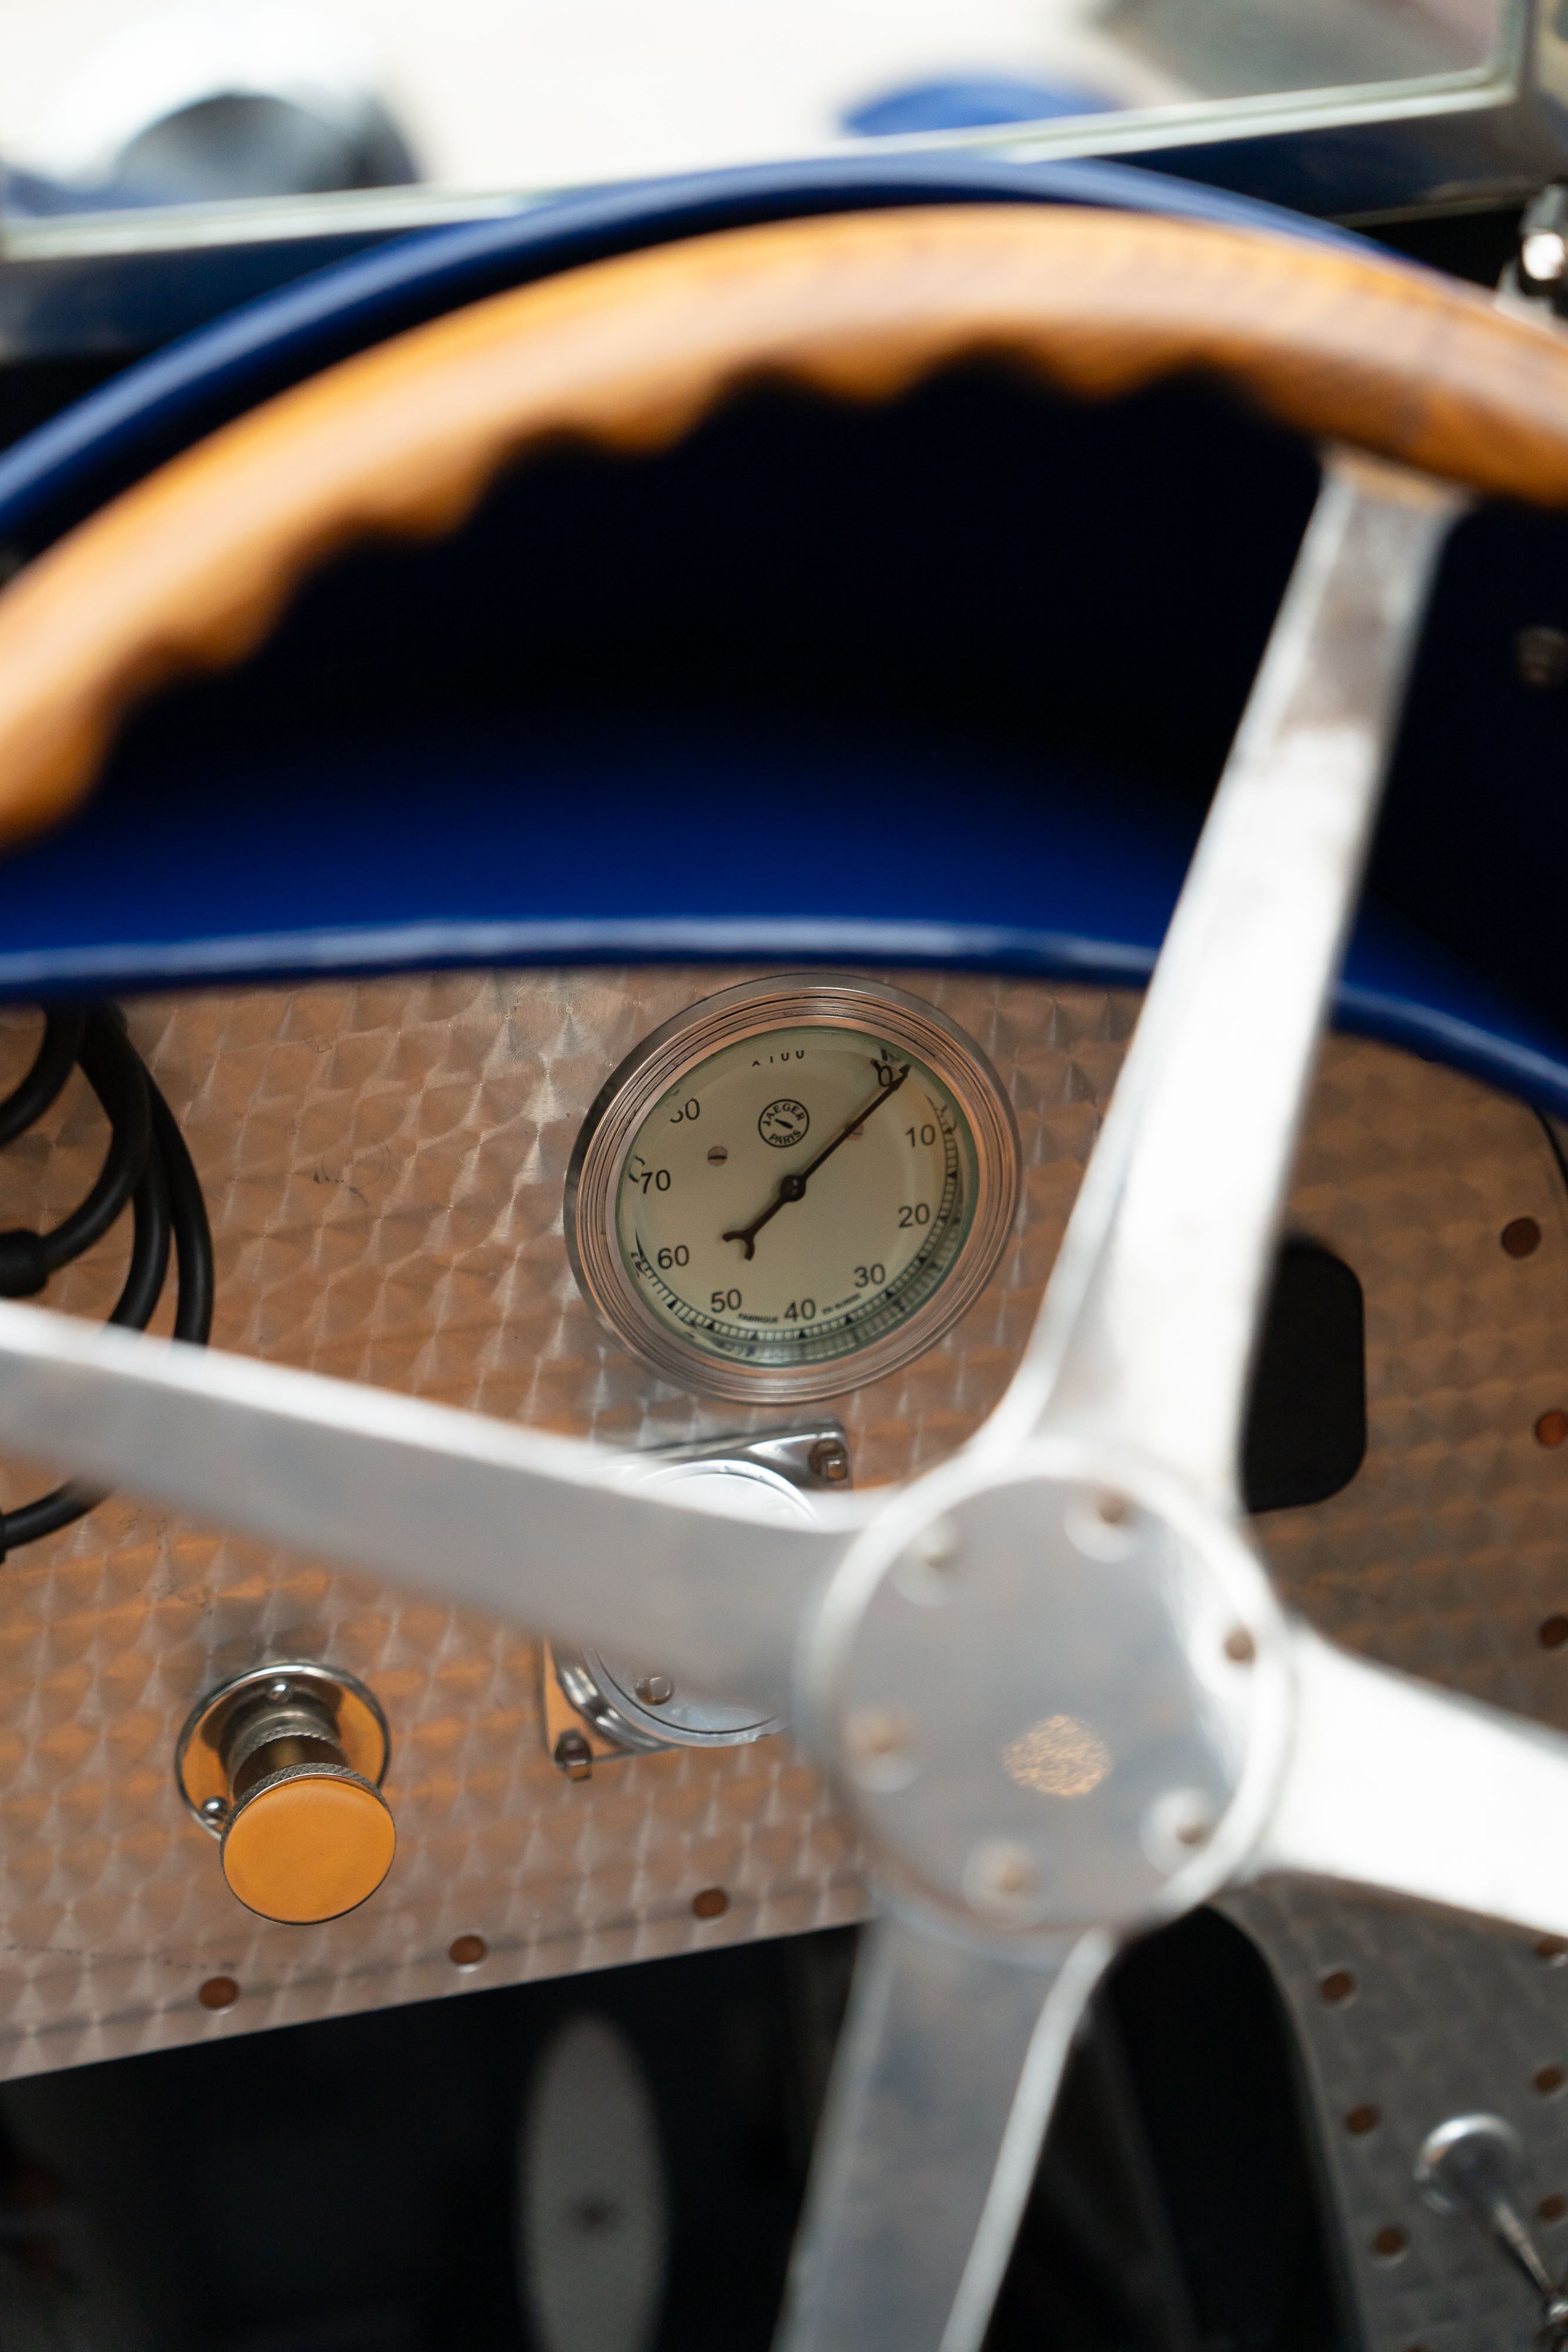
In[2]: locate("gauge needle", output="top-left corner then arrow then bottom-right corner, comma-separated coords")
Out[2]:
722,1064 -> 911,1260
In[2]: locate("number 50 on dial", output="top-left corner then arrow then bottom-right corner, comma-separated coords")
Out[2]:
565,975 -> 1021,1402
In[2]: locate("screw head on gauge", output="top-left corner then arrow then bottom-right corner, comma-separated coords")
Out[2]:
565,975 -> 1020,1402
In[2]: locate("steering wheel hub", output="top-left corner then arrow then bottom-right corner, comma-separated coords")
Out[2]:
808,1444 -> 1293,1943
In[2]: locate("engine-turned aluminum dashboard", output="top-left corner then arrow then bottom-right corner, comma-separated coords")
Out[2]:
2,961 -> 1568,2352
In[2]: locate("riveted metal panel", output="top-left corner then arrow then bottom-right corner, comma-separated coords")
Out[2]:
0,968 -> 1134,2079
2,967 -> 1568,2352
1223,1041 -> 1568,2352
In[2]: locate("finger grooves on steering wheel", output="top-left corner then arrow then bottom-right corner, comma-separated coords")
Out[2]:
0,201 -> 1561,852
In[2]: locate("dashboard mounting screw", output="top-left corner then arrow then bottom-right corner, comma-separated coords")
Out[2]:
808,1438 -> 849,1484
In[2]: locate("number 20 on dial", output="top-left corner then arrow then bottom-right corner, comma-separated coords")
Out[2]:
565,976 -> 1020,1402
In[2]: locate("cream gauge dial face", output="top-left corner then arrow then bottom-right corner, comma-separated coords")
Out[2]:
566,977 -> 1020,1403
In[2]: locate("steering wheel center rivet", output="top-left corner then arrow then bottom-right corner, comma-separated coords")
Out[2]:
1142,1788 -> 1219,1869
890,1517 -> 962,1606
845,1703 -> 920,1792
964,1838 -> 1048,1921
1065,1489 -> 1142,1561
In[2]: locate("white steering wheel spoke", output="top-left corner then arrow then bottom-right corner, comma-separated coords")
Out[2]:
777,1913 -> 1112,2352
1250,1623 -> 1568,1939
987,449 -> 1465,1508
0,1299 -> 847,1711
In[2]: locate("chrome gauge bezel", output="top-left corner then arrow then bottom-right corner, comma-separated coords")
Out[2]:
564,974 -> 1021,1403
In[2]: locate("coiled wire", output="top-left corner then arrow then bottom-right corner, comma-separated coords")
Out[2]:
0,1006 -> 213,1554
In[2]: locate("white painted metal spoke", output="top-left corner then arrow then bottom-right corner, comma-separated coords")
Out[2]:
0,1301 -> 848,1709
777,1915 -> 1112,2352
986,450 -> 1465,1511
1250,1623 -> 1568,1939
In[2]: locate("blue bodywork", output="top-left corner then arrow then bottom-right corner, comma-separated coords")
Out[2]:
1,155 -> 1565,1125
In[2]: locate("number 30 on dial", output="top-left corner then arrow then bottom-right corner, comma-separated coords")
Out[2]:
564,975 -> 1021,1402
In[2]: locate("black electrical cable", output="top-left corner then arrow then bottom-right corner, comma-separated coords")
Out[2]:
0,1005 -> 213,1556
0,1010 -> 84,1148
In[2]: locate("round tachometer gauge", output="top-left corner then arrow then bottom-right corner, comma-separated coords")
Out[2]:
565,977 -> 1019,1402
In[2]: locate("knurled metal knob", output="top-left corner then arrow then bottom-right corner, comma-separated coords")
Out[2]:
177,1663 -> 394,1924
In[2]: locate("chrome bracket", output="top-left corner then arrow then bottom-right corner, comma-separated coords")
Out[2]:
541,1419 -> 851,1775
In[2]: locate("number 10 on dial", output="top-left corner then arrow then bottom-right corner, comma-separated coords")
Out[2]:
565,976 -> 1020,1402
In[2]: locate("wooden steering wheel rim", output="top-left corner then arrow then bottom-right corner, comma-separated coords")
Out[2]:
0,200 -> 1563,854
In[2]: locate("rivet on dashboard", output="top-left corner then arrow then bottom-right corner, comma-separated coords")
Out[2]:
1372,2226 -> 1408,2262
198,1976 -> 239,2012
552,1729 -> 594,1780
1540,1937 -> 1568,1965
1346,2104 -> 1381,2136
1537,1412 -> 1568,1448
449,1934 -> 487,1968
634,1675 -> 674,1706
1539,1618 -> 1568,1651
1536,2064 -> 1567,2097
1320,1969 -> 1356,2004
1541,2194 -> 1568,2224
691,1887 -> 729,1920
1503,1217 -> 1543,1258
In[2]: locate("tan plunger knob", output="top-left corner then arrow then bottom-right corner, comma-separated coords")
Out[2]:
223,1768 -> 396,1924
214,1683 -> 396,1924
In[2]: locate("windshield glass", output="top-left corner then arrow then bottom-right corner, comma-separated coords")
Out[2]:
0,0 -> 1514,219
